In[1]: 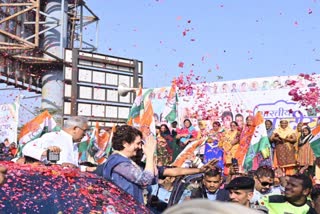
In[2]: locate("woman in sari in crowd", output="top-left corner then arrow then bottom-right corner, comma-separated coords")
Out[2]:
295,122 -> 303,161
265,120 -> 275,140
175,119 -> 198,159
160,124 -> 173,141
265,120 -> 275,161
235,115 -> 255,172
157,136 -> 173,166
270,120 -> 297,175
203,121 -> 224,170
159,124 -> 175,162
297,126 -> 315,175
156,126 -> 161,137
220,121 -> 240,175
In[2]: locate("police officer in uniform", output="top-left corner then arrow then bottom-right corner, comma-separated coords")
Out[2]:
226,176 -> 268,213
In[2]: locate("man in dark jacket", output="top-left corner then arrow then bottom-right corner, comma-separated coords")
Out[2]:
190,167 -> 229,201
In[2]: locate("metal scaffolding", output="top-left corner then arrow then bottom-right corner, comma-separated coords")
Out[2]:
0,0 -> 99,92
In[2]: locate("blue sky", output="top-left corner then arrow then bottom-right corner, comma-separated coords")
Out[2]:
1,0 -> 320,126
86,0 -> 320,88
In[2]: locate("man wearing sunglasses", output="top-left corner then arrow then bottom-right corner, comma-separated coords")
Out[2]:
250,166 -> 282,204
22,116 -> 89,168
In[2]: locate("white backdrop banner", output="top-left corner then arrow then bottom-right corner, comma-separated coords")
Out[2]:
147,75 -> 319,130
0,101 -> 19,144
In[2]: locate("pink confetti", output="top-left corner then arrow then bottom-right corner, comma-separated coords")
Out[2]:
178,62 -> 184,68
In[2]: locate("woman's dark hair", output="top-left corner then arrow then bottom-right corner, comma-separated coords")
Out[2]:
183,119 -> 192,127
112,125 -> 142,151
212,121 -> 221,127
231,121 -> 238,126
265,119 -> 273,125
160,124 -> 171,135
301,126 -> 311,136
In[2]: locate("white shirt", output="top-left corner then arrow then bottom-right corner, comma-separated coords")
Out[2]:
206,189 -> 219,201
22,130 -> 79,166
250,186 -> 283,204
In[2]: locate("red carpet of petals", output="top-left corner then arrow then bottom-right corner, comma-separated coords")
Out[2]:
0,161 -> 150,214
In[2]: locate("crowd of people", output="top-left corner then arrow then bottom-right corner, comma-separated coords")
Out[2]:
0,114 -> 320,213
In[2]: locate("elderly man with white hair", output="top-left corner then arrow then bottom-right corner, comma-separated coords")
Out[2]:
22,116 -> 89,168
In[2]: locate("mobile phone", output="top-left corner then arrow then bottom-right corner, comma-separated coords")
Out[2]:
231,158 -> 238,167
47,150 -> 60,163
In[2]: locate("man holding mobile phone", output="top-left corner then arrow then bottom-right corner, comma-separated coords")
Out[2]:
22,116 -> 89,168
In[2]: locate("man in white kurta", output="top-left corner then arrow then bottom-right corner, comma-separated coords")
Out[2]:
22,130 -> 79,166
22,116 -> 89,167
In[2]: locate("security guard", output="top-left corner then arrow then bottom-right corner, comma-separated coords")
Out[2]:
226,176 -> 268,213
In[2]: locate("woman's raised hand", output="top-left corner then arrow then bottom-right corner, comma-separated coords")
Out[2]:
142,135 -> 157,158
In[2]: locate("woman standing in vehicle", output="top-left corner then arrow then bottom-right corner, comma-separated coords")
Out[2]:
103,125 -> 157,204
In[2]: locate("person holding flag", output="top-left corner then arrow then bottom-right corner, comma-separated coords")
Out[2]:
235,112 -> 271,173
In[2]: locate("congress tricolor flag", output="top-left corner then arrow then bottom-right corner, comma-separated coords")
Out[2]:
243,112 -> 271,171
310,124 -> 320,157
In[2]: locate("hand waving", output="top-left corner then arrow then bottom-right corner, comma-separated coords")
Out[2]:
142,135 -> 157,159
200,159 -> 219,173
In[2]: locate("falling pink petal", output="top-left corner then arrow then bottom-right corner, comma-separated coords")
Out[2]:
308,8 -> 313,14
178,62 -> 184,68
294,21 -> 298,26
216,64 -> 220,70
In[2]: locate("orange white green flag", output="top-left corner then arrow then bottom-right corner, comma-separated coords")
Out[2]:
310,124 -> 320,157
162,80 -> 178,123
127,87 -> 142,126
128,88 -> 156,135
171,138 -> 206,167
243,112 -> 271,171
18,110 -> 59,155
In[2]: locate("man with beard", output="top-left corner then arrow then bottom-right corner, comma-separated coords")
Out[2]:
259,174 -> 316,214
250,166 -> 283,204
190,167 -> 229,201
